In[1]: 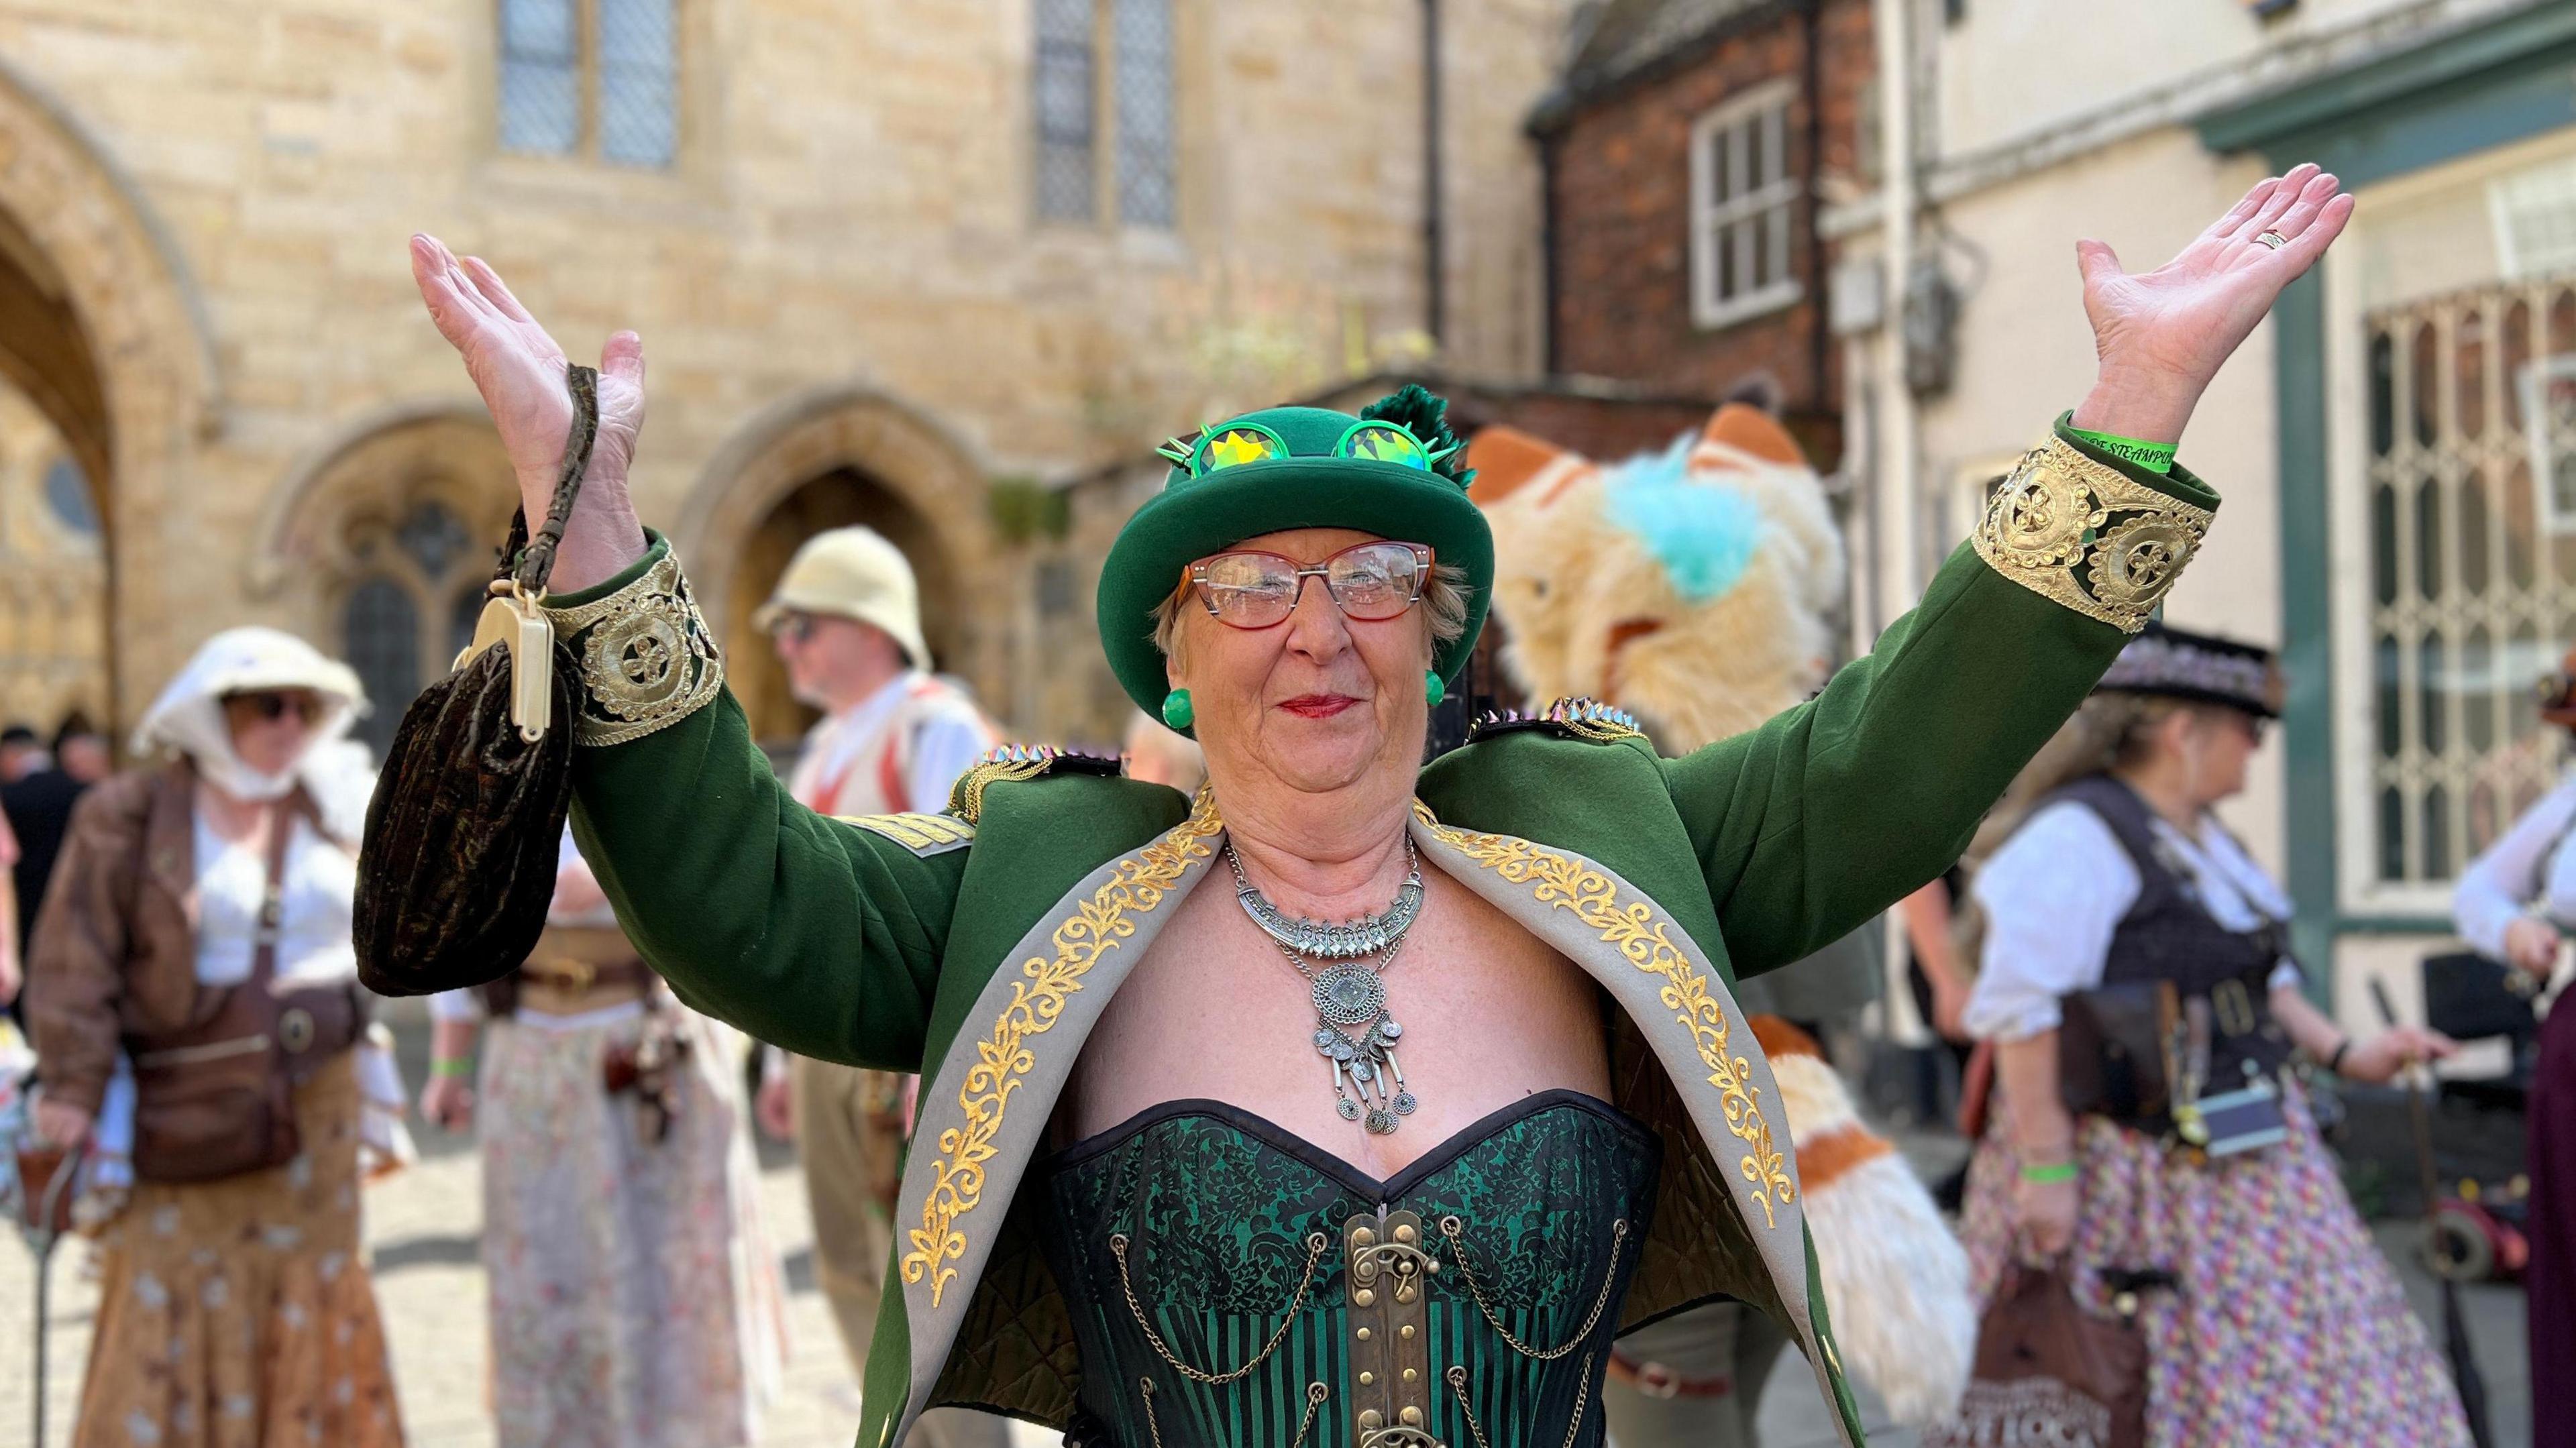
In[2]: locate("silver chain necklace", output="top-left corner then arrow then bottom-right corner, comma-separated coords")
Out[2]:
1228,838 -> 1425,1135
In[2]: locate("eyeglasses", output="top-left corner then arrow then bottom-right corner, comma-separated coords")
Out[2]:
225,691 -> 323,724
1187,541 -> 1432,630
1159,419 -> 1456,478
769,612 -> 817,645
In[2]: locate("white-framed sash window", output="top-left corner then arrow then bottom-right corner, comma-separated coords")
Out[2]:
1689,80 -> 1801,329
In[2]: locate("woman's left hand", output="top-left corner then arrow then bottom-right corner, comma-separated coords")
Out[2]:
2071,163 -> 2355,445
2336,1025 -> 2458,1084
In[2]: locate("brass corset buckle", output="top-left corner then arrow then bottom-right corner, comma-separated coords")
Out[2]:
1346,1210 -> 1443,1447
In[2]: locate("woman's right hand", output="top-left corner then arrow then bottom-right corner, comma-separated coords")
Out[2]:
2505,917 -> 2562,979
34,1097 -> 93,1151
2015,1171 -> 2079,1257
407,234 -> 649,594
419,1075 -> 476,1132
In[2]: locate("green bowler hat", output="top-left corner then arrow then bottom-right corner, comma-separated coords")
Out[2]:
1095,384 -> 1494,721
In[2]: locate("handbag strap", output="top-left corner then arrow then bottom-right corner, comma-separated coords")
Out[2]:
503,364 -> 602,596
247,795 -> 302,995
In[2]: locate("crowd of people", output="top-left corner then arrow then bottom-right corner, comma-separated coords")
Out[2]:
0,160 -> 2549,1448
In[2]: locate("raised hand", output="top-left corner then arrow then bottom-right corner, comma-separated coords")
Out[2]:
2071,162 -> 2354,446
409,234 -> 649,593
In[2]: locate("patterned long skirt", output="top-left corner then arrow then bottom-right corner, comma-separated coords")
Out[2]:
476,1007 -> 787,1448
1957,1089 -> 2470,1447
75,1054 -> 406,1448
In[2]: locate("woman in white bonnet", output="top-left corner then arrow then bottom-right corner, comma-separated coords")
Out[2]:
25,626 -> 411,1448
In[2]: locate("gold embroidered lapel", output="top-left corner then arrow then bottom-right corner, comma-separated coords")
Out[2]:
894,790 -> 1226,1432
1408,805 -> 1817,1331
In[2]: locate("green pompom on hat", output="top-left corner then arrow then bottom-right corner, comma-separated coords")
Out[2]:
1095,384 -> 1495,722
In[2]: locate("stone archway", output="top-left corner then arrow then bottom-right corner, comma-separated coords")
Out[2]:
0,56 -> 223,734
677,386 -> 998,742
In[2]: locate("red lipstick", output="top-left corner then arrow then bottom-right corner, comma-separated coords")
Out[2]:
1278,694 -> 1358,718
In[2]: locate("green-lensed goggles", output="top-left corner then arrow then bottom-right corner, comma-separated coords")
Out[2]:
1158,419 -> 1456,478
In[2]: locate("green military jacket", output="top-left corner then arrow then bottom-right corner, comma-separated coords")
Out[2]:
543,423 -> 2215,1447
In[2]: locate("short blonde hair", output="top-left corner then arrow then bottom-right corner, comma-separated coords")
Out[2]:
1151,561 -> 1473,673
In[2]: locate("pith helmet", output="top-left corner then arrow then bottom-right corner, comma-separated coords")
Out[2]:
753,526 -> 933,671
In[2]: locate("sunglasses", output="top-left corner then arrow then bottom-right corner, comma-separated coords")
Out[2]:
1186,541 -> 1432,630
226,691 -> 323,724
1158,419 -> 1457,478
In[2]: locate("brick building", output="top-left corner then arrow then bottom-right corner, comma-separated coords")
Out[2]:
1528,0 -> 1874,461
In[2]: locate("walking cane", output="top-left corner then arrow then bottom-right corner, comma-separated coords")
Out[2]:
2371,979 -> 2495,1448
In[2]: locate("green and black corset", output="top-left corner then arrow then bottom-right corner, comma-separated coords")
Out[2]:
1038,1089 -> 1660,1447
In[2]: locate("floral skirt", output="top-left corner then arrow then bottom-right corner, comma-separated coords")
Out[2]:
476,1007 -> 786,1448
1957,1089 -> 2469,1448
75,1053 -> 406,1448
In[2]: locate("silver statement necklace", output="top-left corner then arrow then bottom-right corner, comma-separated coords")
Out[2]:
1228,838 -> 1426,1135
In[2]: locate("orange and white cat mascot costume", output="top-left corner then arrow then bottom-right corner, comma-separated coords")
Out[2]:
1466,404 -> 1974,1428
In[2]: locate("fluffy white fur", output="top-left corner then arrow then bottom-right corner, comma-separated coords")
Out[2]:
1468,406 -> 1845,749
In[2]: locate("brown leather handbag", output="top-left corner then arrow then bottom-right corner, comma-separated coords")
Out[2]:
1924,1264 -> 2149,1448
128,797 -> 366,1183
354,366 -> 598,997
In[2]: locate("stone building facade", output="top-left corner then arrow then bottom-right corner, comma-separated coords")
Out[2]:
0,0 -> 1576,756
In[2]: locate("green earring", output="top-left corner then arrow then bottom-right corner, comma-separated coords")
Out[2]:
1425,669 -> 1446,707
1161,687 -> 1194,730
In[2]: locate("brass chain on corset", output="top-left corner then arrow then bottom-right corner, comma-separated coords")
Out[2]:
1437,1216 -> 1629,1361
1111,1230 -> 1332,1386
1446,1353 -> 1595,1448
1138,1375 -> 1330,1448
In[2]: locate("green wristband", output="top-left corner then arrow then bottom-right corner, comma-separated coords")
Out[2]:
431,1056 -> 475,1078
2067,425 -> 2178,475
2019,1160 -> 2080,1185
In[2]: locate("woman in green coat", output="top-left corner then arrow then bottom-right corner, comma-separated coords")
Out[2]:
401,166 -> 2351,1448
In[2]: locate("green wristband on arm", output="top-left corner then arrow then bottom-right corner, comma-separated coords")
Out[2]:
2019,1160 -> 2080,1185
431,1056 -> 475,1078
2065,425 -> 2177,475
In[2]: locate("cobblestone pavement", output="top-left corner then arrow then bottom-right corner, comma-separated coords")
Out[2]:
1,1123 -> 2530,1448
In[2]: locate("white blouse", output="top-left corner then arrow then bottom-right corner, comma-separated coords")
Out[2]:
191,812 -> 358,987
1964,799 -> 2301,1043
2453,773 -> 2576,956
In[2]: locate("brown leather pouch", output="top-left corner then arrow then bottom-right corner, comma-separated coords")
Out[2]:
2058,979 -> 2180,1125
130,1036 -> 298,1183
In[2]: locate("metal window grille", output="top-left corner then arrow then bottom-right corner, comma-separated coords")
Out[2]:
598,0 -> 677,167
1689,85 -> 1800,328
345,576 -> 422,757
1114,0 -> 1174,229
1034,0 -> 1096,223
498,0 -> 581,156
2361,276 -> 2576,891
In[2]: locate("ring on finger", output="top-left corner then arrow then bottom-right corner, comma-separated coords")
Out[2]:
2254,229 -> 2290,251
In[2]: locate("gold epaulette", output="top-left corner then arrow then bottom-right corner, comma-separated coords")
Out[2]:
1464,698 -> 1647,746
946,744 -> 1123,824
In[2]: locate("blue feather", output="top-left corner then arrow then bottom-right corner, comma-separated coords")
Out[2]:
1601,433 -> 1767,603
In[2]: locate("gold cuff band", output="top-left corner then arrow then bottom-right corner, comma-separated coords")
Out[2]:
543,549 -> 725,746
1973,435 -> 2212,633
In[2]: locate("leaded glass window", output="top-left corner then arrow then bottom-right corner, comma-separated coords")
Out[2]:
1032,0 -> 1174,229
498,0 -> 581,155
1034,0 -> 1096,222
345,578 -> 421,757
497,0 -> 678,168
2362,277 -> 2576,891
1114,0 -> 1175,228
599,0 -> 678,166
42,456 -> 97,536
